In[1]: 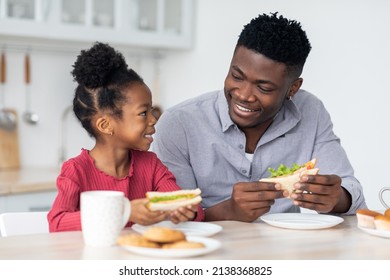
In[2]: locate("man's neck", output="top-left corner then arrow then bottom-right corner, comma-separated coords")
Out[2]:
242,118 -> 273,154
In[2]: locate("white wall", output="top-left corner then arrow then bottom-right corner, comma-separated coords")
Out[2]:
1,43 -> 157,169
159,0 -> 390,211
1,0 -> 389,210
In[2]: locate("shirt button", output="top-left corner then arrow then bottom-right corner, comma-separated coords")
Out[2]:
242,169 -> 247,174
239,144 -> 244,149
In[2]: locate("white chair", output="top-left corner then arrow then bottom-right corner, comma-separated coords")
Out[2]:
0,211 -> 49,237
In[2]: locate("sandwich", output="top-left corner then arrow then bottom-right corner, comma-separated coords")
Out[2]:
146,188 -> 202,211
259,158 -> 319,198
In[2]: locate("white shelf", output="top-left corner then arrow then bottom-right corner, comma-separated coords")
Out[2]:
0,0 -> 194,50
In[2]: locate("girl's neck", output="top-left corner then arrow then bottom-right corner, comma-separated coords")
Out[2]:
89,146 -> 131,178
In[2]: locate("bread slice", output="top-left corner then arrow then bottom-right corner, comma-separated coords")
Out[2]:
146,188 -> 201,199
147,196 -> 202,211
356,209 -> 382,229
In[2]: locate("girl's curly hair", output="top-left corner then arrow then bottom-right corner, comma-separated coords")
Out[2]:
71,42 -> 143,138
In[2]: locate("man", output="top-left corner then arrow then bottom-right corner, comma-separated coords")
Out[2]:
153,12 -> 366,222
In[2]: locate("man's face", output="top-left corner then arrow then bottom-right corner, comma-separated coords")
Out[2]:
224,46 -> 295,129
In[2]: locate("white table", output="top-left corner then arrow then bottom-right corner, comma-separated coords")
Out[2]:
0,215 -> 389,259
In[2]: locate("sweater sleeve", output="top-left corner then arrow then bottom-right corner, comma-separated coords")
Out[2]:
47,161 -> 83,232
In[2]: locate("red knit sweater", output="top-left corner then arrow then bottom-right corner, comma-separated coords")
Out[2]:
48,149 -> 204,232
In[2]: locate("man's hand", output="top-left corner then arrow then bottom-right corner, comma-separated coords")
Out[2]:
205,181 -> 286,222
290,174 -> 351,213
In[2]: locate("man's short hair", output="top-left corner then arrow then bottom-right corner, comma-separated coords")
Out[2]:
237,12 -> 312,77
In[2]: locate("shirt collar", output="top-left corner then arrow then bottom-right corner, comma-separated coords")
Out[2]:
217,90 -> 236,132
260,98 -> 301,145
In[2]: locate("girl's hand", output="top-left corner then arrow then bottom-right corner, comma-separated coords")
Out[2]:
129,198 -> 168,225
169,204 -> 198,224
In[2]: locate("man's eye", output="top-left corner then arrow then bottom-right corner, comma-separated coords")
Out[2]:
140,111 -> 147,116
232,73 -> 242,80
258,85 -> 273,93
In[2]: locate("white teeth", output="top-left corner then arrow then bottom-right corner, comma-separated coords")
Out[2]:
145,135 -> 152,138
236,104 -> 255,112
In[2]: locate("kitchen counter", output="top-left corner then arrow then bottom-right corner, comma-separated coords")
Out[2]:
0,167 -> 59,213
0,167 -> 59,195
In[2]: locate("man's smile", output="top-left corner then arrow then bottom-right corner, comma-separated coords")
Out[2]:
235,103 -> 258,112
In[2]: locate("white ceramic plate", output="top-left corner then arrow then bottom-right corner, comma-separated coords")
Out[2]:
358,226 -> 390,239
260,213 -> 344,230
132,221 -> 223,237
120,237 -> 221,258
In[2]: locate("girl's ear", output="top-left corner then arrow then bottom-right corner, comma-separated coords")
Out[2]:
95,116 -> 113,136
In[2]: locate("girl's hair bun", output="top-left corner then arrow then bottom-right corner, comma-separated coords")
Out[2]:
71,42 -> 128,88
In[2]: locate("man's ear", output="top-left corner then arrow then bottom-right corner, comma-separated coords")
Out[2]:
95,116 -> 113,136
288,78 -> 303,99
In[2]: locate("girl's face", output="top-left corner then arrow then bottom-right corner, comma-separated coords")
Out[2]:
111,83 -> 157,151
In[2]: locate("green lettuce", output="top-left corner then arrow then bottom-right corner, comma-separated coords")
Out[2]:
149,194 -> 195,203
267,163 -> 303,178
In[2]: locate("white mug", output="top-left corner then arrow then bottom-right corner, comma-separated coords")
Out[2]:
81,191 -> 131,247
379,187 -> 390,209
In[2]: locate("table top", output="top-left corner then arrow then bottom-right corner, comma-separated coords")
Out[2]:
0,215 -> 389,260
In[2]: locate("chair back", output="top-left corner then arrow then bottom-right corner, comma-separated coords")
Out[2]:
0,211 -> 49,237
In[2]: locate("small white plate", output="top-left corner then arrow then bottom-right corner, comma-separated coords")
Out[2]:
358,226 -> 390,239
120,237 -> 221,258
260,213 -> 344,230
132,221 -> 222,237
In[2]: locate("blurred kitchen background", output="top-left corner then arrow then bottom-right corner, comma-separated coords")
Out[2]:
0,0 -> 389,213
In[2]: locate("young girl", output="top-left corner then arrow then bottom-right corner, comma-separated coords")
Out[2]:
48,42 -> 204,232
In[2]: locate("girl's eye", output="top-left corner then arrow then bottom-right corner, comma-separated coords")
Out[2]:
140,111 -> 147,117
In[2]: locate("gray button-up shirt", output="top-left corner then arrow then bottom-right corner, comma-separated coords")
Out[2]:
153,89 -> 366,215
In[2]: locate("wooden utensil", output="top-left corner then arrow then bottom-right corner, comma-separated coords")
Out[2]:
23,52 -> 39,125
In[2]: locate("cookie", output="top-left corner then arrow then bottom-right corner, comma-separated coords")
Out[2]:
117,234 -> 161,248
162,240 -> 205,249
142,227 -> 186,243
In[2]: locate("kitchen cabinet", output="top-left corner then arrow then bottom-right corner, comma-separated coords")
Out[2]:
0,0 -> 194,50
0,166 -> 58,213
0,191 -> 57,213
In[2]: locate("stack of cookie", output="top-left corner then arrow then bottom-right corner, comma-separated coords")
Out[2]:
117,227 -> 205,249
